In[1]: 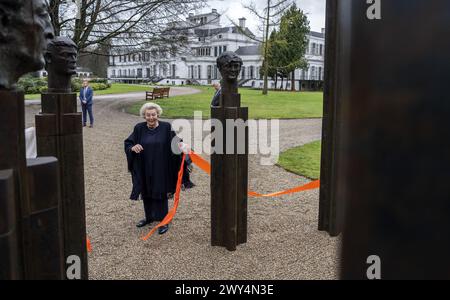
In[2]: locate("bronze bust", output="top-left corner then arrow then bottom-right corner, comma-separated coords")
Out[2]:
0,0 -> 54,90
217,51 -> 243,84
45,36 -> 78,93
216,51 -> 243,106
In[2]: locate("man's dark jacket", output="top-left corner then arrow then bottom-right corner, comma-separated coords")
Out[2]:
211,88 -> 221,107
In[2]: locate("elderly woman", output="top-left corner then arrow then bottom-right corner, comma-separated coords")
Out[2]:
124,103 -> 186,234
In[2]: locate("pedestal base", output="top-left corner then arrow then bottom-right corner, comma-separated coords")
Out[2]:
36,92 -> 88,279
211,105 -> 248,251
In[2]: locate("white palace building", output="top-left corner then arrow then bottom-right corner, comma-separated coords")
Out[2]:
107,9 -> 325,91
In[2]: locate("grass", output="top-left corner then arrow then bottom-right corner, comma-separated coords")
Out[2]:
24,83 -> 157,100
127,86 -> 323,120
277,140 -> 322,180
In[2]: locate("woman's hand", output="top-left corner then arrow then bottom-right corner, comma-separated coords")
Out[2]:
178,142 -> 190,154
131,144 -> 144,154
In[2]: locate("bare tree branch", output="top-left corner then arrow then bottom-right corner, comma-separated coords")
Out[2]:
49,0 -> 208,52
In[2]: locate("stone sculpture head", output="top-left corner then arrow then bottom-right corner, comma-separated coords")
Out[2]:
217,51 -> 243,82
45,36 -> 78,93
0,0 -> 54,90
45,37 -> 78,76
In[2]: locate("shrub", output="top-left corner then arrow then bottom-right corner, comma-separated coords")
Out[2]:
88,82 -> 109,91
71,78 -> 82,92
89,78 -> 109,84
17,75 -> 111,94
17,75 -> 48,94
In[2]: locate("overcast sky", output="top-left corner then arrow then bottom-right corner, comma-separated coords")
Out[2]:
200,0 -> 326,34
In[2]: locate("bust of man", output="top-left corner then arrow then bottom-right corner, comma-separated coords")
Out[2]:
0,0 -> 54,90
45,36 -> 78,93
216,51 -> 243,107
217,52 -> 243,90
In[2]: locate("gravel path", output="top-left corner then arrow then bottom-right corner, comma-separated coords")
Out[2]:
24,87 -> 340,280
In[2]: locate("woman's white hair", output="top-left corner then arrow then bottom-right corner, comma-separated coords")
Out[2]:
140,102 -> 163,118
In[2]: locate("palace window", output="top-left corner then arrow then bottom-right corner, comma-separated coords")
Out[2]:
207,65 -> 212,79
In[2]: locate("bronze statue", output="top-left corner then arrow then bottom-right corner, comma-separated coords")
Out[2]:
0,0 -> 54,90
45,37 -> 78,93
216,51 -> 243,104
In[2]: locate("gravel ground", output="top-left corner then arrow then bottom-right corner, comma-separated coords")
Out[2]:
25,87 -> 340,280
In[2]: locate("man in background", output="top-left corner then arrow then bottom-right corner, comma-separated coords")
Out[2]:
210,82 -> 221,107
80,79 -> 94,128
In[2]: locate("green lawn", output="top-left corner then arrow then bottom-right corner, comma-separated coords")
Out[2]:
127,86 -> 323,119
277,140 -> 322,180
25,93 -> 43,100
25,83 -> 156,100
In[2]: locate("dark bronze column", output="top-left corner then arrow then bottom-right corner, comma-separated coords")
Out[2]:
211,52 -> 249,251
322,0 -> 450,279
35,93 -> 88,279
35,37 -> 88,279
0,91 -> 28,279
0,169 -> 21,280
318,0 -> 352,237
0,0 -> 57,279
26,157 -> 64,279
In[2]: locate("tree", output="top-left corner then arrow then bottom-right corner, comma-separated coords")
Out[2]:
48,0 -> 207,54
278,4 -> 310,91
77,40 -> 111,77
266,29 -> 289,90
233,0 -> 292,95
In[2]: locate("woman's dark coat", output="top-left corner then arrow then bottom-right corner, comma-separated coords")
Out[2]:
124,121 -> 182,200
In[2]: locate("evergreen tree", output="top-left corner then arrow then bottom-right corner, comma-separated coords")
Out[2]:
278,4 -> 310,91
235,0 -> 292,95
266,29 -> 291,90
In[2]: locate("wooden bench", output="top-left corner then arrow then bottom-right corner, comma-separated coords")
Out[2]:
146,87 -> 170,101
162,87 -> 170,98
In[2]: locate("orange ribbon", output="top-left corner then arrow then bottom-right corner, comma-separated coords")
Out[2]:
142,151 -> 320,241
189,152 -> 211,175
86,237 -> 92,253
190,151 -> 320,197
142,154 -> 186,241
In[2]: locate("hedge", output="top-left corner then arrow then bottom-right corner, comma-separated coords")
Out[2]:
17,76 -> 111,94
